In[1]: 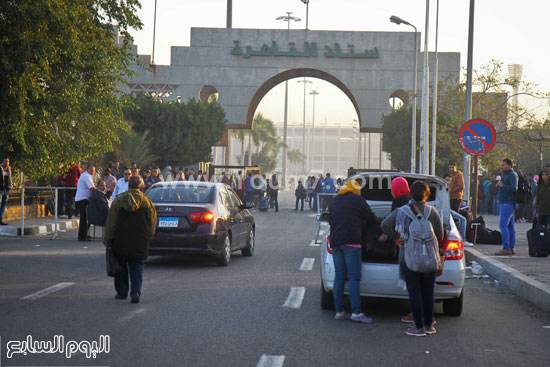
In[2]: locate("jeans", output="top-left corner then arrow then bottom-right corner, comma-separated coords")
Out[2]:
76,199 -> 89,241
0,190 -> 8,221
270,192 -> 279,211
295,197 -> 304,210
450,199 -> 461,213
114,259 -> 144,297
492,197 -> 499,216
332,245 -> 362,314
402,263 -> 436,330
499,203 -> 516,251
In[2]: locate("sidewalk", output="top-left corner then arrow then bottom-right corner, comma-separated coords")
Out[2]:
465,214 -> 550,312
0,216 -> 79,236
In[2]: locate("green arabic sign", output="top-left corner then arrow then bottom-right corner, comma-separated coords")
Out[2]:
231,41 -> 379,59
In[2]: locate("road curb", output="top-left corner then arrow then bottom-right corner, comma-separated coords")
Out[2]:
0,219 -> 79,237
465,247 -> 550,313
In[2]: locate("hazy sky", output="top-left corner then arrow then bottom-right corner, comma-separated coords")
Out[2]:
129,0 -> 550,126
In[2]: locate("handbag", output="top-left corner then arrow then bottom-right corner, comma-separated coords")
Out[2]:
436,257 -> 445,277
106,247 -> 124,277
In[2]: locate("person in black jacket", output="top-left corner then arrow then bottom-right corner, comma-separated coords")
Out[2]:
88,181 -> 110,228
329,179 -> 376,323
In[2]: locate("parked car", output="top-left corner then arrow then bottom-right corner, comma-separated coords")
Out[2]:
320,172 -> 465,316
146,182 -> 255,266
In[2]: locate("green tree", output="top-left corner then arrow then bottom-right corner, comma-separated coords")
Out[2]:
287,148 -> 306,174
109,129 -> 159,169
124,94 -> 226,167
0,0 -> 142,181
382,60 -> 547,176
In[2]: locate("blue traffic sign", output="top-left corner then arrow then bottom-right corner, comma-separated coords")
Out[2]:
458,118 -> 497,156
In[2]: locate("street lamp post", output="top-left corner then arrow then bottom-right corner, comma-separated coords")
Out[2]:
309,90 -> 319,172
300,0 -> 310,30
276,12 -> 301,188
390,15 -> 418,173
353,119 -> 360,168
431,0 -> 440,176
297,78 -> 312,173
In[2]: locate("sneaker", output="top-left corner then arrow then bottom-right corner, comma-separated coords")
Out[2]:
334,312 -> 351,320
424,325 -> 437,335
350,313 -> 373,324
494,249 -> 512,256
114,294 -> 127,300
130,292 -> 140,304
400,313 -> 414,323
406,327 -> 426,337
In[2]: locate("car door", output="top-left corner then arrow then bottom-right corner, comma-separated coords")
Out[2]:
219,187 -> 242,247
228,189 -> 250,247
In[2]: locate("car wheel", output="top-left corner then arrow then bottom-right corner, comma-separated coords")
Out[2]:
443,289 -> 463,316
320,284 -> 335,310
241,228 -> 255,256
216,235 -> 231,266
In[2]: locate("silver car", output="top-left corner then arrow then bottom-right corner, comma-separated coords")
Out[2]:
320,173 -> 465,316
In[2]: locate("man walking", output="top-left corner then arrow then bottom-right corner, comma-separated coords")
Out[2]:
104,176 -> 157,303
495,158 -> 518,256
0,158 -> 12,225
75,165 -> 96,241
448,163 -> 464,212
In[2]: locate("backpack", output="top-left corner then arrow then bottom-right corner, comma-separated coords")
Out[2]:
400,205 -> 441,273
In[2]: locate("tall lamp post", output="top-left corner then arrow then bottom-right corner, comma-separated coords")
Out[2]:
309,90 -> 319,172
276,12 -> 301,188
300,0 -> 310,30
297,78 -> 312,173
353,119 -> 361,168
390,15 -> 418,173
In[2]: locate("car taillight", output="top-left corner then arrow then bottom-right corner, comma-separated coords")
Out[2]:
445,240 -> 463,260
190,211 -> 216,223
326,235 -> 332,254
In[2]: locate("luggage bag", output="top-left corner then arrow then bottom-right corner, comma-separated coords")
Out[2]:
527,226 -> 550,257
258,196 -> 269,211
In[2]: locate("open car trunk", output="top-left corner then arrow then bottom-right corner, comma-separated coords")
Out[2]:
361,219 -> 399,264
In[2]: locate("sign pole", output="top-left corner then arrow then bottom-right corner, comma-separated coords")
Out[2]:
472,155 -> 479,218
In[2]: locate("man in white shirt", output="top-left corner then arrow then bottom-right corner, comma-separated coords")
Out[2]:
112,168 -> 131,200
75,165 -> 96,241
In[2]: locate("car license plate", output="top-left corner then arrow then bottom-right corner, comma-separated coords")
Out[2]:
159,217 -> 178,228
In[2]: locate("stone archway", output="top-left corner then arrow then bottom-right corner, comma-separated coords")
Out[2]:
241,68 -> 361,131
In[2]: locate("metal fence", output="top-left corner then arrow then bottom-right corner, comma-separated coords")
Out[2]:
17,186 -> 77,239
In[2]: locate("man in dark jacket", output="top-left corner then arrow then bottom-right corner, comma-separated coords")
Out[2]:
88,181 -> 110,228
329,180 -> 376,323
496,158 -> 518,256
0,158 -> 12,225
104,176 -> 157,303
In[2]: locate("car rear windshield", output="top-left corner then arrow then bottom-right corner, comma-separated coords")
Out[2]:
147,186 -> 213,203
358,176 -> 437,202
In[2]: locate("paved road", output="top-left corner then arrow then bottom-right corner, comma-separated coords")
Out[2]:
1,192 -> 549,367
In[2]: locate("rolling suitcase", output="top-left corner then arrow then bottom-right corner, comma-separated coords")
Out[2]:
258,196 -> 269,212
527,226 -> 550,257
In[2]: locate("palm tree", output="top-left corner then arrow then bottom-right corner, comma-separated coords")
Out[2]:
287,148 -> 306,174
112,129 -> 158,168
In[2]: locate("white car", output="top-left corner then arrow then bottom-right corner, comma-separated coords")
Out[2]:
320,172 -> 465,316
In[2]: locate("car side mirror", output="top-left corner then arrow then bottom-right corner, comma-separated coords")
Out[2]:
242,201 -> 255,210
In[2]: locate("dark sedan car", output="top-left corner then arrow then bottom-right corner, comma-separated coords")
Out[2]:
146,182 -> 255,266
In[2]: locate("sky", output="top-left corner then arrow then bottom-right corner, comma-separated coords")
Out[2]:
129,0 -> 550,127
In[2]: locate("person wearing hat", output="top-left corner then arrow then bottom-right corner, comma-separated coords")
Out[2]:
328,180 -> 376,323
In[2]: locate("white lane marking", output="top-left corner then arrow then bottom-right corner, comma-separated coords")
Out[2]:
542,326 -> 550,329
309,240 -> 321,247
119,308 -> 147,322
282,286 -> 306,309
257,354 -> 285,367
21,282 -> 75,300
299,257 -> 315,271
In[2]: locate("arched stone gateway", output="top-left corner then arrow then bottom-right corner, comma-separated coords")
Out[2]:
126,28 -> 459,133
